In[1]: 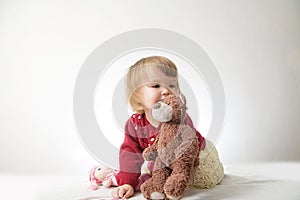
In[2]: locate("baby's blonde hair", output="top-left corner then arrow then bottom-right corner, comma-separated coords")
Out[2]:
126,56 -> 180,114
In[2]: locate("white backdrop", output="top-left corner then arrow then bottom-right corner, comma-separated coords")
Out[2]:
0,0 -> 299,175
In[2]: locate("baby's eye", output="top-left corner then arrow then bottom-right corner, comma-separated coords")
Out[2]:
169,84 -> 176,88
151,84 -> 160,88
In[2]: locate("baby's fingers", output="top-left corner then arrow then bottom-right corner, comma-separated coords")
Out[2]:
111,187 -> 121,198
118,187 -> 128,198
123,187 -> 134,199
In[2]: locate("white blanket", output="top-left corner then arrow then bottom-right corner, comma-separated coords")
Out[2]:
1,162 -> 299,200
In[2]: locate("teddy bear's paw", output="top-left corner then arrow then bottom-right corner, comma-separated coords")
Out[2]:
150,192 -> 165,200
166,194 -> 180,200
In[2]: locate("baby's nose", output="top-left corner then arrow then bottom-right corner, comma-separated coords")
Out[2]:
161,87 -> 170,95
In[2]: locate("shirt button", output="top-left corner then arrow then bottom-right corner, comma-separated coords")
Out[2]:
150,137 -> 155,142
135,126 -> 137,130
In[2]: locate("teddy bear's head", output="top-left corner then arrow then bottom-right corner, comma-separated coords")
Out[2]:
152,94 -> 187,124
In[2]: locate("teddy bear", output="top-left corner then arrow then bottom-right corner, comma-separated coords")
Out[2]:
89,165 -> 118,190
140,94 -> 200,200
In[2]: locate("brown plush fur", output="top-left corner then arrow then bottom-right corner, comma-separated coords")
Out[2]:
141,94 -> 200,200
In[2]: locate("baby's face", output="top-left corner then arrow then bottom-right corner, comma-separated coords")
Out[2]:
136,68 -> 179,126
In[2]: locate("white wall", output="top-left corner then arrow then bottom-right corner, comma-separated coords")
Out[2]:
0,0 -> 299,175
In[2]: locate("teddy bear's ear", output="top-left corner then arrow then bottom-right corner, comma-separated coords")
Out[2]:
178,93 -> 186,105
178,93 -> 188,111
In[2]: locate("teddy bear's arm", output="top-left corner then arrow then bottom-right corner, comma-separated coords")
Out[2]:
175,126 -> 198,159
143,146 -> 158,161
143,137 -> 159,161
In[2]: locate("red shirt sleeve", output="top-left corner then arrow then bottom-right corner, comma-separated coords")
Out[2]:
115,118 -> 144,189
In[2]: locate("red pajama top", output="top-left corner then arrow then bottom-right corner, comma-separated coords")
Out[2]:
115,113 -> 206,189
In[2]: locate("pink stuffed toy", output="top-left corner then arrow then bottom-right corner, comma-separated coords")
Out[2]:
89,165 -> 152,191
89,166 -> 118,190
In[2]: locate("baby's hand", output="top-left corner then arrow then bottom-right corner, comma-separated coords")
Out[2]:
111,184 -> 134,199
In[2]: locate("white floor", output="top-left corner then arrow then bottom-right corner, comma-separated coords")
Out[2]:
1,162 -> 300,200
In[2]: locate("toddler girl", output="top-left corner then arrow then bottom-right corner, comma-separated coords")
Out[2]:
111,56 -> 206,199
